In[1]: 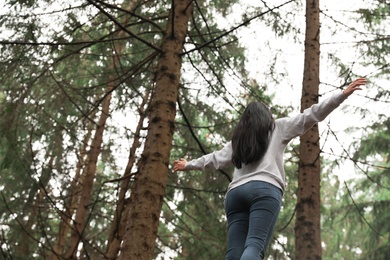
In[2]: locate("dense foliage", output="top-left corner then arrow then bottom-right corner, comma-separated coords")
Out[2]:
0,0 -> 388,259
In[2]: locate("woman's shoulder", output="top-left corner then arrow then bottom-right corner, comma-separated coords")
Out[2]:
275,117 -> 290,125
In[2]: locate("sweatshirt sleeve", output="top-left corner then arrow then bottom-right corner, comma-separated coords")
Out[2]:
280,92 -> 347,142
185,142 -> 233,171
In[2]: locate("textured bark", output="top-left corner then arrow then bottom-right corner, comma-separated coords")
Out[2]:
295,0 -> 322,259
103,1 -> 146,258
105,91 -> 149,259
119,1 -> 193,259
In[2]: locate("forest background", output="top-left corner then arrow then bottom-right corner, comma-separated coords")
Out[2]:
0,0 -> 389,259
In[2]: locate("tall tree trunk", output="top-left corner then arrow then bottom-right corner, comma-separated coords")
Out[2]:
104,0 -> 143,256
65,90 -> 113,259
105,91 -> 149,259
51,112 -> 96,259
295,0 -> 322,259
119,1 -> 193,259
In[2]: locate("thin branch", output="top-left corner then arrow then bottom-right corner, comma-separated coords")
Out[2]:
177,98 -> 232,182
189,1 -> 269,105
183,0 -> 295,55
323,122 -> 390,190
0,36 -> 134,47
184,41 -> 240,113
92,0 -> 164,32
86,0 -> 161,52
344,181 -> 385,237
277,205 -> 297,233
320,10 -> 387,38
0,192 -> 56,255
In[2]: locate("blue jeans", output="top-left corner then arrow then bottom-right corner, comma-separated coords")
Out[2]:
224,181 -> 283,260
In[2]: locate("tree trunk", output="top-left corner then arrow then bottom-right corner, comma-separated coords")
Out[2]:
65,90 -> 112,259
51,110 -> 96,259
119,1 -> 193,259
295,0 -> 322,259
105,91 -> 149,259
104,1 -> 145,257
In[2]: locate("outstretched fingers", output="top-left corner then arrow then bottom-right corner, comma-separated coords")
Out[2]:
352,77 -> 367,86
343,77 -> 367,96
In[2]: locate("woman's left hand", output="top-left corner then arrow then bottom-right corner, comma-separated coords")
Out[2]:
343,78 -> 367,97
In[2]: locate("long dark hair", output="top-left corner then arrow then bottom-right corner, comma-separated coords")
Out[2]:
231,102 -> 275,169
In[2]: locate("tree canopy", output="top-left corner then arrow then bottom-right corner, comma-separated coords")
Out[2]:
0,0 -> 388,259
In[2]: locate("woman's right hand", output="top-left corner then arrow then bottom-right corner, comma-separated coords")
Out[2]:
173,158 -> 187,172
343,78 -> 367,97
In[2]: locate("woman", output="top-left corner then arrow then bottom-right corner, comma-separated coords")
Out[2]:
173,78 -> 367,260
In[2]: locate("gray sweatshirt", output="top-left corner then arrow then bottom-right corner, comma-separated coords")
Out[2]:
185,92 -> 348,194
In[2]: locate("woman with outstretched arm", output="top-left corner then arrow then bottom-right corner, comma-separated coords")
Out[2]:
173,78 -> 367,260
